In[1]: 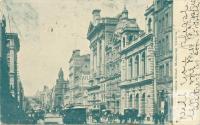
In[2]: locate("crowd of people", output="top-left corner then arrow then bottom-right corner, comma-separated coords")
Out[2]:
88,109 -> 168,125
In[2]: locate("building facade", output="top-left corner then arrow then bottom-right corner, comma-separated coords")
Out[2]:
87,1 -> 173,123
0,15 -> 25,123
154,0 -> 173,122
87,8 -> 145,113
66,50 -> 90,107
87,9 -> 119,112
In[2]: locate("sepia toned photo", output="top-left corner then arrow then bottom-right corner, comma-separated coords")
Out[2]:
0,0 -> 199,125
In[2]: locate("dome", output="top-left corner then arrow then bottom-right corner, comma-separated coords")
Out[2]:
115,19 -> 139,34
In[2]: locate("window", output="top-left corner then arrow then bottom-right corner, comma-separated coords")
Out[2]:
136,94 -> 139,110
158,41 -> 162,56
159,65 -> 164,78
129,58 -> 133,79
158,20 -> 161,32
135,55 -> 139,77
148,18 -> 152,33
123,37 -> 126,47
166,63 -> 169,77
162,39 -> 165,55
141,93 -> 146,114
129,94 -> 133,108
166,36 -> 169,54
128,35 -> 133,42
142,52 -> 146,76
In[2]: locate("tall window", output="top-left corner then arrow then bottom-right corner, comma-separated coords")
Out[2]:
165,13 -> 169,28
158,20 -> 161,32
123,37 -> 126,47
142,52 -> 146,76
141,93 -> 146,114
159,65 -> 162,79
135,55 -> 139,77
148,18 -> 152,33
166,63 -> 169,77
136,94 -> 139,110
162,39 -> 165,55
158,41 -> 162,56
129,58 -> 133,79
129,94 -> 133,108
166,36 -> 169,54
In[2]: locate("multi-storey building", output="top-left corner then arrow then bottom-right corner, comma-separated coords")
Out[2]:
87,9 -> 118,111
0,15 -> 9,123
119,7 -> 154,122
0,15 -> 25,123
53,68 -> 68,108
154,0 -> 173,122
66,50 -> 90,107
6,33 -> 20,98
87,8 -> 143,113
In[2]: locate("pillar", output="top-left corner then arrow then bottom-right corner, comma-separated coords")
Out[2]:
101,39 -> 105,75
90,47 -> 94,77
97,40 -> 100,76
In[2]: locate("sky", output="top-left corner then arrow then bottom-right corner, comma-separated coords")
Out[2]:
1,0 -> 153,96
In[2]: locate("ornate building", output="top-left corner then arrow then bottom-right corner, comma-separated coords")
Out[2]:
87,7 -> 144,113
65,50 -> 90,107
53,68 -> 68,108
87,9 -> 119,112
119,7 -> 154,122
0,15 -> 25,123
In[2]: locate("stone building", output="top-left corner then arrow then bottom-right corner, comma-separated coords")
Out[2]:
119,7 -> 154,122
6,33 -> 20,98
0,15 -> 9,123
0,15 -> 25,123
154,0 -> 173,122
66,50 -> 90,107
87,9 -> 119,111
87,7 -> 144,113
53,68 -> 68,108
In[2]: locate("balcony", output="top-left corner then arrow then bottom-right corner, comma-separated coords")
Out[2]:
119,74 -> 154,87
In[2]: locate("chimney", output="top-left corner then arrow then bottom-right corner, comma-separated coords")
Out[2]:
92,9 -> 101,25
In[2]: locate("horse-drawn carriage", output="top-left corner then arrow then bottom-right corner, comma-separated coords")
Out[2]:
62,106 -> 87,124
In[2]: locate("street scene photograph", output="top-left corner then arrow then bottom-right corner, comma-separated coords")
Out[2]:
0,0 -> 174,124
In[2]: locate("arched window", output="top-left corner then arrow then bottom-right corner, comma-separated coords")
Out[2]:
141,93 -> 146,114
135,55 -> 139,77
148,18 -> 152,33
142,52 -> 146,76
162,39 -> 165,55
129,94 -> 133,108
136,94 -> 139,110
166,35 -> 169,53
129,58 -> 133,79
123,37 -> 126,47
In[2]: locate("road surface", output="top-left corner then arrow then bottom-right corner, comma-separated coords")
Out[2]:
37,113 -> 63,124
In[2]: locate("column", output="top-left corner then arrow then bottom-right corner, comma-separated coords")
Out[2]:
139,53 -> 142,78
101,39 -> 105,75
90,47 -> 94,76
138,89 -> 142,116
121,57 -> 126,81
132,56 -> 135,79
97,40 -> 100,76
